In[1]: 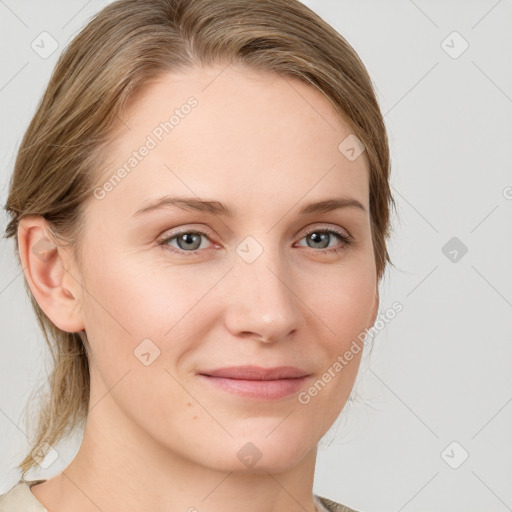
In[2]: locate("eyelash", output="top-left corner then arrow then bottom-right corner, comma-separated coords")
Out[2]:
157,227 -> 352,256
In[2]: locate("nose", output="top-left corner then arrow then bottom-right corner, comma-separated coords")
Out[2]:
223,246 -> 304,343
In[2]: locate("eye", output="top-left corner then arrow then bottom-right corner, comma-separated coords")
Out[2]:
158,230 -> 213,254
158,226 -> 352,256
296,227 -> 352,254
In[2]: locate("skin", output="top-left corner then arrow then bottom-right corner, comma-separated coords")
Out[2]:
19,63 -> 378,512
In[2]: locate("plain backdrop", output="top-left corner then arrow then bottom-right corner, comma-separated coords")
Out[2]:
1,1 -> 511,511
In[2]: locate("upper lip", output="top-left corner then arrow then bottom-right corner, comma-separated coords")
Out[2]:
199,365 -> 310,380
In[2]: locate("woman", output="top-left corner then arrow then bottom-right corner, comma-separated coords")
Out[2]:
0,0 -> 395,510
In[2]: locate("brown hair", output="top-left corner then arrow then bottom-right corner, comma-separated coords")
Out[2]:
3,0 -> 395,479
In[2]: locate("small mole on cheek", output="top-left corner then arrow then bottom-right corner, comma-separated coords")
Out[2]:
187,402 -> 192,407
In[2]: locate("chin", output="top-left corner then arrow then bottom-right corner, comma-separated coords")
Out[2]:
206,436 -> 314,474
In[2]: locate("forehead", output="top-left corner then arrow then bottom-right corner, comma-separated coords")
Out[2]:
93,65 -> 369,215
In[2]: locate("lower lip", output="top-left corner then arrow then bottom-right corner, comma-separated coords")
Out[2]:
198,375 -> 310,400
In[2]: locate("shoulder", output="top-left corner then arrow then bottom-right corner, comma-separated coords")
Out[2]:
315,493 -> 359,512
1,484 -> 356,512
0,481 -> 48,512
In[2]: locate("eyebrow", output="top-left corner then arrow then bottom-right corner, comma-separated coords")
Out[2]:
132,195 -> 367,218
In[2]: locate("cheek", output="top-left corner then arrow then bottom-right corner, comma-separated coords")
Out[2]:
290,261 -> 375,408
308,262 -> 376,344
81,248 -> 185,330
79,260 -> 207,430
78,252 -> 223,371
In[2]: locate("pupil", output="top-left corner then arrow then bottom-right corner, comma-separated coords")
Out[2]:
310,232 -> 328,248
178,233 -> 200,250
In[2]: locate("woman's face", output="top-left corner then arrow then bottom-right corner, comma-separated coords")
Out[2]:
73,64 -> 378,472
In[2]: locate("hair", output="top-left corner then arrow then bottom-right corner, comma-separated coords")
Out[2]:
3,0 -> 396,479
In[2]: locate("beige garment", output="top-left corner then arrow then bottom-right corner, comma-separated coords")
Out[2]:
0,481 -> 47,512
0,480 -> 358,512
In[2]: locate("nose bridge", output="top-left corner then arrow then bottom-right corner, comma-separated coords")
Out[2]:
225,236 -> 303,340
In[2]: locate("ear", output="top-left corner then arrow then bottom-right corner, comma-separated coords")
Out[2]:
17,216 -> 85,333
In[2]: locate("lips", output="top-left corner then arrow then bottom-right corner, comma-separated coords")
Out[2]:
198,365 -> 311,400
199,365 -> 309,380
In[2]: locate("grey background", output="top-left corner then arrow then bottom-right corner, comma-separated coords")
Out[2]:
1,1 -> 511,511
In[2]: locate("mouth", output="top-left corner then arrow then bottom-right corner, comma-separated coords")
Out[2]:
197,365 -> 311,400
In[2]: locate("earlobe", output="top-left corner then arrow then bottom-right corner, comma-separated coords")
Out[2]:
17,216 -> 84,333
